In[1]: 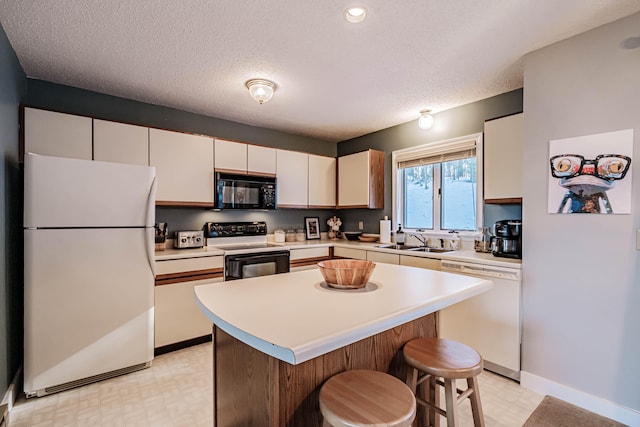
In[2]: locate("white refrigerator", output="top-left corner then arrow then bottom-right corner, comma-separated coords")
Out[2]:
23,153 -> 157,397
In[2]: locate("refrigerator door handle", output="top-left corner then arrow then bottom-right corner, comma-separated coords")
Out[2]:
145,176 -> 157,228
145,176 -> 157,277
145,227 -> 156,277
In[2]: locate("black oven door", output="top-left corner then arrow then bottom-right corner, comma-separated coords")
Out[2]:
225,251 -> 290,281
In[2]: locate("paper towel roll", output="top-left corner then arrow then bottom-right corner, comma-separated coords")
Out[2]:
379,219 -> 391,243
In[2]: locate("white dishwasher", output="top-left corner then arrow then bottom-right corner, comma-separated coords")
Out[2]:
440,260 -> 522,381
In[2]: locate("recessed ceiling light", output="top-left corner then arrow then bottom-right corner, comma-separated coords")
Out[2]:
344,7 -> 367,24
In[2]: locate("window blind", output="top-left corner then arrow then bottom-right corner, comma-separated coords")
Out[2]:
396,138 -> 476,169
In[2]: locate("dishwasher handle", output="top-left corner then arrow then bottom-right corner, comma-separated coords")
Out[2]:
441,260 -> 521,280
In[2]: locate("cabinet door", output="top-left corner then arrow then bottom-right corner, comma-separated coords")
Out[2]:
215,139 -> 247,173
247,145 -> 277,175
24,107 -> 92,160
338,149 -> 384,209
484,113 -> 523,201
400,255 -> 441,271
154,276 -> 221,348
93,119 -> 149,165
276,150 -> 308,207
149,128 -> 214,206
308,154 -> 336,208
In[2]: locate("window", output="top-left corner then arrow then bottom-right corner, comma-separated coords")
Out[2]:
392,133 -> 483,233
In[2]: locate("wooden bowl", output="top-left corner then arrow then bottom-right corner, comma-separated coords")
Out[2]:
358,234 -> 378,242
317,259 -> 376,289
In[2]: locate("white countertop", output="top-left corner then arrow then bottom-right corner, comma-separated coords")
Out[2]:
157,238 -> 521,269
194,263 -> 493,365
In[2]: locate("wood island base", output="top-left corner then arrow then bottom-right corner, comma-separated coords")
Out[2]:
212,313 -> 437,427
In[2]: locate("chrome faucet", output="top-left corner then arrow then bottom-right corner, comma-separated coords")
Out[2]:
410,233 -> 429,247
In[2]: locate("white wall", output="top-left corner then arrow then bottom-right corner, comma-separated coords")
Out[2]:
522,12 -> 640,425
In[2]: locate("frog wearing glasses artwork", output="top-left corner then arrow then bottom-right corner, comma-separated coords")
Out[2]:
549,154 -> 631,213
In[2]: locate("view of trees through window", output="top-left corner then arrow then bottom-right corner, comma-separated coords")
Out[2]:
402,158 -> 477,231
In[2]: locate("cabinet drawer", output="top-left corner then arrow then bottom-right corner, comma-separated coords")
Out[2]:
290,247 -> 330,261
333,247 -> 367,260
367,251 -> 399,265
400,255 -> 441,271
156,256 -> 223,276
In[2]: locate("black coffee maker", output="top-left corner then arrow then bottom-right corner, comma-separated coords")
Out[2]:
492,219 -> 522,259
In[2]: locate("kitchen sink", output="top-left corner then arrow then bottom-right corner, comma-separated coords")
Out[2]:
406,247 -> 452,253
375,244 -> 452,253
375,244 -> 417,250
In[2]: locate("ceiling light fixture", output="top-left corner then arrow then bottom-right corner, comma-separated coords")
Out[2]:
418,109 -> 434,130
344,7 -> 367,23
245,79 -> 276,104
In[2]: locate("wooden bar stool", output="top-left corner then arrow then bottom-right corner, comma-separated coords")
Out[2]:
319,370 -> 416,427
403,337 -> 485,427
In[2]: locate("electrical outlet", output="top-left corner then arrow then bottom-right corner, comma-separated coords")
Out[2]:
358,221 -> 364,230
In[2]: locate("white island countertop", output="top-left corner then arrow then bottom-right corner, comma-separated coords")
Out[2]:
194,263 -> 492,365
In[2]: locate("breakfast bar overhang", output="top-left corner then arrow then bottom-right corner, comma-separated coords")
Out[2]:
195,263 -> 493,426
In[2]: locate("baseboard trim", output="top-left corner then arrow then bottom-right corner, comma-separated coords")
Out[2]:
521,371 -> 640,426
1,365 -> 23,426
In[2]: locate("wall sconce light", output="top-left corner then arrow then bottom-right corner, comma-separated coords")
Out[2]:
418,109 -> 434,130
246,79 -> 276,104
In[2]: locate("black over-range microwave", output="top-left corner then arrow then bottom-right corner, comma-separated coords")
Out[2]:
215,172 -> 277,209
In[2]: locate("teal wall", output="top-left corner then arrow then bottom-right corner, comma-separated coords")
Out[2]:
336,90 -> 523,233
25,79 -> 339,235
0,23 -> 26,398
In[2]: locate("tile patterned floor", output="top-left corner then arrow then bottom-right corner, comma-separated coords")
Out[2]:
8,343 -> 544,426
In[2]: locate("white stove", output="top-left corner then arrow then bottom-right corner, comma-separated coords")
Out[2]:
204,221 -> 290,280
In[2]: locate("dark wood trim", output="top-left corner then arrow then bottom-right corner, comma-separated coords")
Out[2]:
290,256 -> 331,268
369,149 -> 385,209
155,200 -> 214,208
336,204 -> 370,209
277,203 -> 310,209
213,313 -> 437,426
214,167 -> 247,175
155,269 -> 223,285
154,334 -> 212,356
484,197 -> 522,204
307,204 -> 337,209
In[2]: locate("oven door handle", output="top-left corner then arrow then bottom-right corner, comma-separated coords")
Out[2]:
227,253 -> 287,263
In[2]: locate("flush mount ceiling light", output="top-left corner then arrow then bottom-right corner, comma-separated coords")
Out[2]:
344,6 -> 367,23
418,109 -> 435,130
245,79 -> 276,104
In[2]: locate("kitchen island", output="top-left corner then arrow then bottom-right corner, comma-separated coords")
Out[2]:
195,263 -> 492,427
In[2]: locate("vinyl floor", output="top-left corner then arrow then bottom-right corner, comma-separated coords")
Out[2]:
8,342 -> 544,426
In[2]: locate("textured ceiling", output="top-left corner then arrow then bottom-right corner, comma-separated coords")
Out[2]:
1,1 -> 639,142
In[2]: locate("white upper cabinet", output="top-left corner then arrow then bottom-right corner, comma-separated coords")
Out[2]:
308,154 -> 336,208
337,149 -> 384,209
214,139 -> 247,173
276,149 -> 309,207
93,119 -> 149,166
149,128 -> 214,206
24,107 -> 92,160
484,113 -> 523,202
247,145 -> 277,175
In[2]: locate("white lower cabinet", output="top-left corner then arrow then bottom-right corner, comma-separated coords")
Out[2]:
154,277 -> 220,348
367,251 -> 399,265
400,255 -> 441,271
290,247 -> 331,272
154,255 -> 223,348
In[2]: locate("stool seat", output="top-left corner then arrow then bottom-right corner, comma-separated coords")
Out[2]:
404,338 -> 485,427
404,337 -> 483,379
319,370 -> 416,427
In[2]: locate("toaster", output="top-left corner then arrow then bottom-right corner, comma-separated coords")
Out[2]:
174,230 -> 204,249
